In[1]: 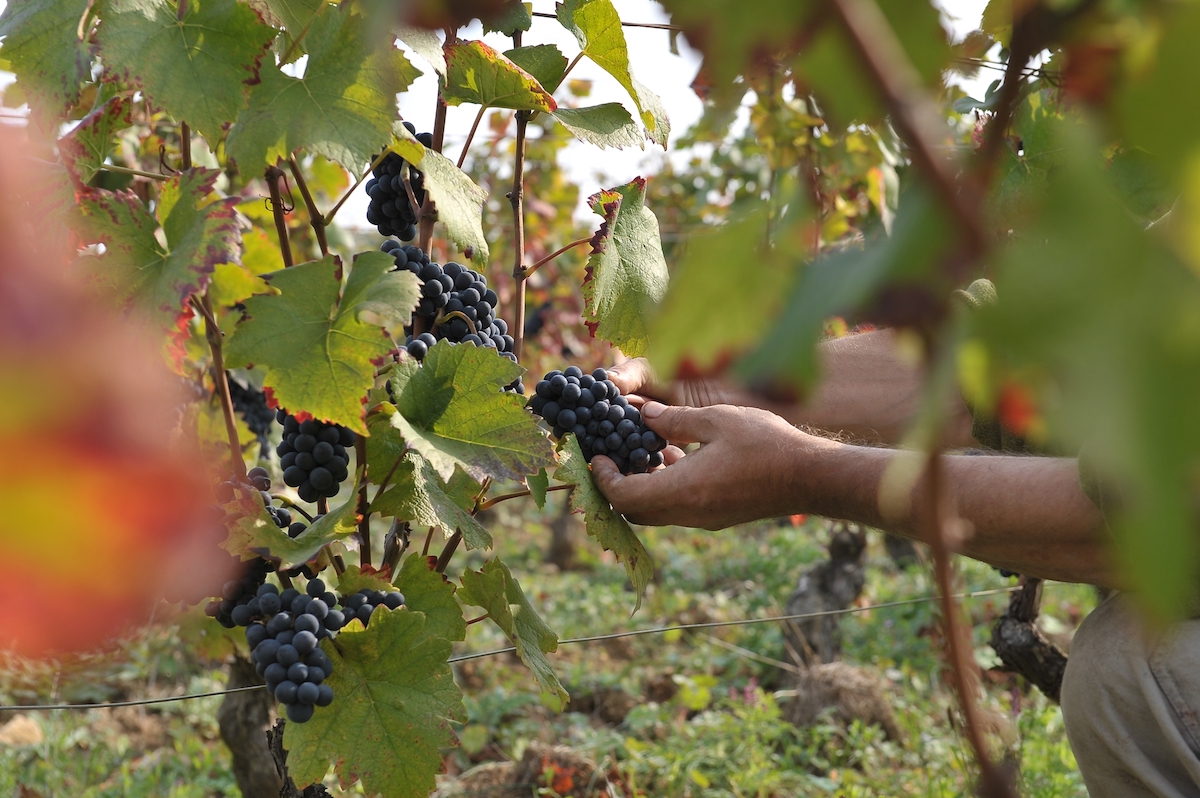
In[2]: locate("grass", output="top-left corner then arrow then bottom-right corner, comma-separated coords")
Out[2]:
0,497 -> 1095,797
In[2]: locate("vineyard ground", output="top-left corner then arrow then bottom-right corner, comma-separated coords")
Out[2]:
0,497 -> 1095,797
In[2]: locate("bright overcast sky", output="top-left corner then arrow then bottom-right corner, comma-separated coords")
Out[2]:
0,0 -> 993,228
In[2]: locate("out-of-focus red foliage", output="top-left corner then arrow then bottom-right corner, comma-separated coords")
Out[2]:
0,128 -> 231,657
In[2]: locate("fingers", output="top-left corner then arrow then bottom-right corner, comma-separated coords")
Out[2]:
606,358 -> 672,402
640,402 -> 721,445
590,455 -> 646,512
661,445 -> 686,466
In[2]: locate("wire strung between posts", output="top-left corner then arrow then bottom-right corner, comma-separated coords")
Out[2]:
0,586 -> 1019,712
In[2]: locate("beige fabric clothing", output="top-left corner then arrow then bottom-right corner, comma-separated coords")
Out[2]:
1062,594 -> 1200,797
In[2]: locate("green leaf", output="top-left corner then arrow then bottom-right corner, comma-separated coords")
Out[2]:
794,25 -> 881,126
980,0 -> 1011,47
97,0 -> 276,146
223,487 -> 360,568
526,468 -> 549,510
336,564 -> 396,594
460,558 -> 567,708
227,4 -> 421,171
371,451 -> 493,550
553,435 -> 653,612
74,168 -> 240,337
392,130 -> 490,265
384,341 -> 555,483
257,0 -> 325,41
552,104 -> 643,150
224,252 -> 421,433
481,1 -> 532,35
393,552 -> 467,644
582,178 -> 669,357
739,189 -> 952,389
0,0 -> 91,116
556,0 -> 670,147
60,95 -> 131,185
443,40 -> 556,112
283,608 -> 465,798
648,207 -> 799,380
504,44 -> 568,93
396,24 -> 445,76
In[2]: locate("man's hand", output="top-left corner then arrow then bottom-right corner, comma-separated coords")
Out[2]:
591,400 -> 840,530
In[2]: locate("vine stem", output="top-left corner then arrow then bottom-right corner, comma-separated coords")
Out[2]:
434,531 -> 461,573
476,483 -> 572,512
180,121 -> 191,170
326,149 -> 391,226
421,525 -> 436,557
921,445 -> 1015,798
288,156 -> 328,256
456,105 -> 487,169
194,293 -> 245,480
466,614 -> 489,626
529,10 -> 680,30
508,110 -> 529,362
523,236 -> 592,278
561,52 -> 585,84
355,437 -> 370,568
264,164 -> 294,268
417,93 -> 448,256
99,164 -> 168,181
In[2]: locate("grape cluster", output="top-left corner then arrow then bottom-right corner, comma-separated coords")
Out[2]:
382,242 -> 522,393
276,410 -> 355,503
227,378 -> 275,457
340,587 -> 406,627
528,367 -> 666,474
247,578 -> 344,723
365,123 -> 433,240
205,557 -> 276,629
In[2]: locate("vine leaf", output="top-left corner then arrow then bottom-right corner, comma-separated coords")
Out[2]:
648,208 -> 799,380
384,341 -> 554,483
392,130 -> 489,265
97,0 -> 276,146
553,435 -> 653,612
222,486 -> 360,568
552,104 -> 644,150
227,3 -> 422,171
0,0 -> 91,117
283,608 -> 465,798
396,24 -> 446,76
372,451 -> 493,551
60,95 -> 131,185
503,44 -> 568,94
337,564 -> 395,594
582,178 -> 669,357
526,468 -> 549,510
443,40 -> 556,112
253,0 -> 324,47
74,167 -> 240,339
223,252 -> 421,434
393,552 -> 467,644
481,1 -> 533,35
556,0 -> 670,146
460,558 -> 568,708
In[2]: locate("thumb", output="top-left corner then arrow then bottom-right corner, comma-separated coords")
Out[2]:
640,402 -> 720,445
589,455 -> 624,500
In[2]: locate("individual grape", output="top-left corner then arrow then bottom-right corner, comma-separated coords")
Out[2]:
297,682 -> 321,705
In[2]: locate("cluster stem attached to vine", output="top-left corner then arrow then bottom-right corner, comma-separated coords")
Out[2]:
508,110 -> 529,362
264,164 -> 294,268
288,156 -> 328,256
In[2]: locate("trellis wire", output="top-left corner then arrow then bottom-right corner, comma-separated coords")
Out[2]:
0,586 -> 1019,713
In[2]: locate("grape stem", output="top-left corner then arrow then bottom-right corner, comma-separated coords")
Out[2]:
317,497 -> 328,516
476,483 -> 572,513
434,531 -> 460,573
326,148 -> 391,226
264,164 -> 294,268
432,309 -> 477,337
271,495 -> 314,522
456,105 -> 487,169
421,525 -> 436,557
465,614 -> 489,626
192,293 -> 246,480
97,164 -> 168,182
355,437 -> 371,568
401,165 -> 422,230
523,236 -> 592,278
287,156 -> 328,257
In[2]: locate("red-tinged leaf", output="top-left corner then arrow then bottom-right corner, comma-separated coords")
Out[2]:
60,94 -> 131,185
73,168 -> 241,340
0,0 -> 91,117
581,178 -> 668,357
443,40 -> 557,112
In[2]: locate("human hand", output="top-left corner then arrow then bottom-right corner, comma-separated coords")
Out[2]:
591,401 -> 840,530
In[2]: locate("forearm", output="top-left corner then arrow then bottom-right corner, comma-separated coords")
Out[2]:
798,443 -> 1112,585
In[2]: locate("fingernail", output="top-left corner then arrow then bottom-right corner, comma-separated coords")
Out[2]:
642,401 -> 664,418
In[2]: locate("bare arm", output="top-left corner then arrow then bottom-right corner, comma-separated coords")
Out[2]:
591,402 -> 1112,585
609,330 -> 977,448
